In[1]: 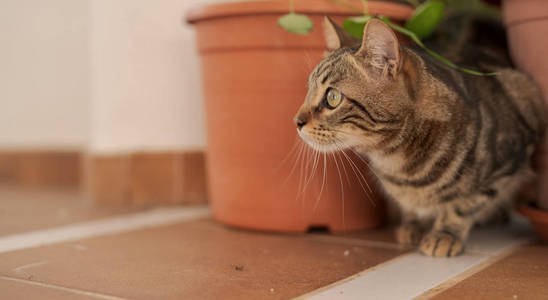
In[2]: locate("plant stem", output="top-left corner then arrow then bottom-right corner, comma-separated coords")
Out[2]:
381,17 -> 497,76
289,0 -> 294,13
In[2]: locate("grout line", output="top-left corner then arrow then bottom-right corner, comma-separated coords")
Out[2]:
173,152 -> 184,204
123,155 -> 132,205
0,206 -> 210,254
303,234 -> 411,251
413,242 -> 526,300
12,261 -> 49,273
0,276 -> 129,300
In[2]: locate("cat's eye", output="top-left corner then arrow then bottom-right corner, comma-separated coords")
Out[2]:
325,88 -> 343,109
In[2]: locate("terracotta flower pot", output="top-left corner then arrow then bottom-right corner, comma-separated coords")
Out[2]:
503,0 -> 548,113
503,0 -> 548,240
518,204 -> 548,242
186,0 -> 414,233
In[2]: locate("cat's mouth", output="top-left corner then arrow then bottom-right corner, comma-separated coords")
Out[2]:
298,128 -> 345,153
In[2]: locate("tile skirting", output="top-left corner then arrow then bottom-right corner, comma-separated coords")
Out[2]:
0,150 -> 208,205
88,151 -> 208,205
0,151 -> 81,187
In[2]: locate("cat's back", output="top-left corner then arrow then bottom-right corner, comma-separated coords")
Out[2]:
412,43 -> 545,139
485,68 -> 546,140
405,45 -> 546,189
497,69 -> 546,127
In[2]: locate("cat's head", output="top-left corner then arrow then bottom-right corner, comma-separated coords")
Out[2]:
294,17 -> 417,153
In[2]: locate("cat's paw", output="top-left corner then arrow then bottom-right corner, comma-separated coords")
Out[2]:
419,232 -> 464,257
395,223 -> 422,245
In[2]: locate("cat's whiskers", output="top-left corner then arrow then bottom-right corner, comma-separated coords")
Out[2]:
348,147 -> 382,184
331,150 -> 345,226
296,127 -> 379,212
297,145 -> 311,209
313,152 -> 328,212
302,147 -> 320,195
276,135 -> 302,171
281,139 -> 306,189
340,148 -> 371,194
301,146 -> 311,193
335,138 -> 375,192
331,131 -> 382,183
333,139 -> 376,206
336,151 -> 352,186
327,131 -> 382,183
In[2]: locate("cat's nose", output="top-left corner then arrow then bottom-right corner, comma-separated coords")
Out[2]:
294,116 -> 307,130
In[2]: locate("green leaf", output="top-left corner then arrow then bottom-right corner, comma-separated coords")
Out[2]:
405,0 -> 444,39
278,13 -> 313,35
342,15 -> 372,39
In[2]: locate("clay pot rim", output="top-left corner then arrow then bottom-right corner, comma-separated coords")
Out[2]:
517,203 -> 548,225
186,0 -> 414,24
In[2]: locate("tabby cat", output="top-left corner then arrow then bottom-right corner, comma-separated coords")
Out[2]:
294,17 -> 546,257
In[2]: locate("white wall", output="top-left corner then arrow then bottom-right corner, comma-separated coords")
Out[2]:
89,0 -> 211,154
0,0 -> 90,150
0,0 -> 214,153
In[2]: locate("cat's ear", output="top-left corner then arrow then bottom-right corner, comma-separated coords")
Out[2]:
323,16 -> 360,51
356,18 -> 400,78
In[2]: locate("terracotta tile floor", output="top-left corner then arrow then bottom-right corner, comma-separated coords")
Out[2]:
0,219 -> 405,300
431,244 -> 548,300
0,186 -> 547,300
0,185 -> 141,236
0,277 -> 97,300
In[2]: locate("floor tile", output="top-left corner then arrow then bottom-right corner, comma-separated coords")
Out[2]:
326,225 -> 398,243
0,186 -> 140,236
303,225 -> 406,251
0,276 -> 99,300
430,244 -> 548,300
0,219 -> 406,300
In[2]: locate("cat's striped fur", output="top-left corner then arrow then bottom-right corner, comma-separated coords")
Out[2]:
294,18 -> 546,257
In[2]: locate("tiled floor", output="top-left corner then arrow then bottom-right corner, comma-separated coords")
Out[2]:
0,277 -> 99,300
0,186 -> 547,300
0,185 -> 141,236
430,244 -> 548,300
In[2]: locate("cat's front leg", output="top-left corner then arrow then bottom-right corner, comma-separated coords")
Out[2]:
395,208 -> 424,246
419,205 -> 474,257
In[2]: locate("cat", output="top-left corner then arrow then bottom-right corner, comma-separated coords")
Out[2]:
294,17 -> 546,257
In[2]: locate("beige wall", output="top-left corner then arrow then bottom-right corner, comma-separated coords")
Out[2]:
89,0 -> 210,154
0,0 -> 216,153
0,0 -> 90,150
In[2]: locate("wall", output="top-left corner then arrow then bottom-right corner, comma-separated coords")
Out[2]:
0,0 -> 90,151
87,0 -> 219,203
0,0 -> 215,153
0,0 -> 218,195
89,0 -> 210,154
